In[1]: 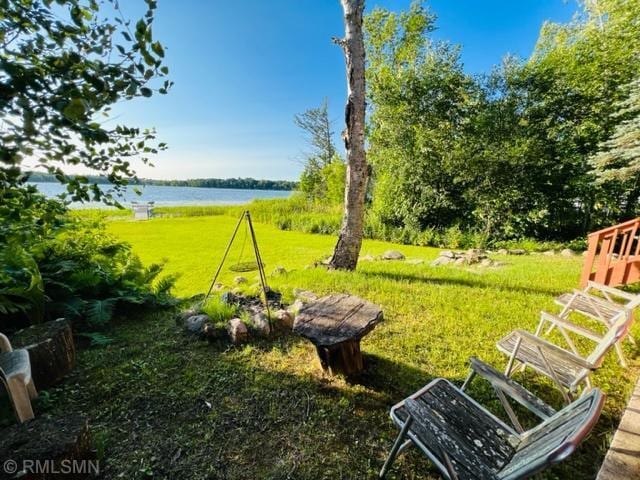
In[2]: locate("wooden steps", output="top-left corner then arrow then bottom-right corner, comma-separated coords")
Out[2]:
597,376 -> 640,479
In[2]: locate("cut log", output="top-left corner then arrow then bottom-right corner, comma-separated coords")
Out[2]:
11,319 -> 76,390
0,415 -> 94,479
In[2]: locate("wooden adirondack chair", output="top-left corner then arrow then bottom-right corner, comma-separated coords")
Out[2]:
554,281 -> 639,365
496,309 -> 632,403
0,333 -> 37,422
379,358 -> 604,480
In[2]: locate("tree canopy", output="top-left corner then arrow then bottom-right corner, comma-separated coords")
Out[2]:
363,0 -> 640,243
1,0 -> 171,204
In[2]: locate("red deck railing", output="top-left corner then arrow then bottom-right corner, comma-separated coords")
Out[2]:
580,217 -> 640,288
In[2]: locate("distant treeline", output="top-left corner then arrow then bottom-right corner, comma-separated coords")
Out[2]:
28,172 -> 297,191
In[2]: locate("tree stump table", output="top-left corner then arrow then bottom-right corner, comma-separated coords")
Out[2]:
293,294 -> 383,376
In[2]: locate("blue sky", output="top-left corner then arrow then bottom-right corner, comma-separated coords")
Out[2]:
115,0 -> 578,181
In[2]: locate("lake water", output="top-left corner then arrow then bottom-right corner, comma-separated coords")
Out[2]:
31,182 -> 292,208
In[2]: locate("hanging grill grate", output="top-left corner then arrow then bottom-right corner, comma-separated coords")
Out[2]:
229,261 -> 264,273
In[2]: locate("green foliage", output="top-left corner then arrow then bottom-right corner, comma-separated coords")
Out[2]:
365,2 -> 475,232
294,100 -> 345,203
0,244 -> 45,323
590,78 -> 640,215
201,296 -> 239,325
1,217 -> 178,329
1,0 -> 171,204
364,0 -> 640,243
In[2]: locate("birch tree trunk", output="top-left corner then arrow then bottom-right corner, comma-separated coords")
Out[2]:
329,0 -> 368,271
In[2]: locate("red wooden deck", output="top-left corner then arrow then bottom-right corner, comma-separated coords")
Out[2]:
581,217 -> 640,288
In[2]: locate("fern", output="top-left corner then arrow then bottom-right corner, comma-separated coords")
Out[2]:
85,298 -> 117,326
154,274 -> 178,296
143,262 -> 165,284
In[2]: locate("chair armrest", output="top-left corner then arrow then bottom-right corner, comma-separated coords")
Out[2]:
469,357 -> 556,419
571,289 -> 626,313
0,334 -> 12,353
587,281 -> 637,302
512,330 -> 596,371
540,312 -> 604,342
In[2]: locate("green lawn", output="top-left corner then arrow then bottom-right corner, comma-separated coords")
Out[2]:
43,214 -> 639,479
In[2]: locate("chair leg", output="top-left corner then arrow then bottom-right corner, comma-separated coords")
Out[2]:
8,379 -> 34,423
614,342 -> 627,368
380,418 -> 413,479
27,379 -> 37,400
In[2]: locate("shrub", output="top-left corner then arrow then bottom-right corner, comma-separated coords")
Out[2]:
1,217 -> 178,330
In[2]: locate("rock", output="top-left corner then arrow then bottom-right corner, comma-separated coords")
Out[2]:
560,248 -> 575,257
465,250 -> 486,264
273,309 -> 294,330
203,323 -> 227,341
360,254 -> 376,261
406,258 -> 424,265
220,291 -> 238,305
293,288 -> 318,302
227,318 -> 249,344
582,250 -> 588,256
440,250 -> 456,258
381,250 -> 405,260
176,309 -> 199,323
454,257 -> 467,265
431,256 -> 452,266
272,266 -> 287,276
507,249 -> 527,255
288,299 -> 305,316
497,249 -> 508,255
234,276 -> 248,285
211,283 -> 224,291
249,312 -> 271,337
492,261 -> 507,267
185,315 -> 210,335
480,258 -> 494,267
542,250 -> 556,256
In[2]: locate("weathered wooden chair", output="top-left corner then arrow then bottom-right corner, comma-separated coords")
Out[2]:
379,358 -> 604,479
496,309 -> 632,403
554,281 -> 639,364
0,333 -> 37,422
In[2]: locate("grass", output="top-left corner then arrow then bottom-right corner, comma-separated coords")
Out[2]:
25,213 -> 639,479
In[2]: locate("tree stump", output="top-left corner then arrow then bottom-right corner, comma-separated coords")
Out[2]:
0,415 -> 94,479
11,319 -> 76,390
293,294 -> 383,376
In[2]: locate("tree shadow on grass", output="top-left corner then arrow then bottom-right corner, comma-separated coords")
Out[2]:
358,269 -> 567,297
30,309 -> 617,480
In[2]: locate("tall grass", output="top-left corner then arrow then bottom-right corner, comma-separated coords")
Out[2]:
77,194 -> 587,251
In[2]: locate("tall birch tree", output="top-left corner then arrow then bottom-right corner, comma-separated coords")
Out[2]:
329,0 -> 368,270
